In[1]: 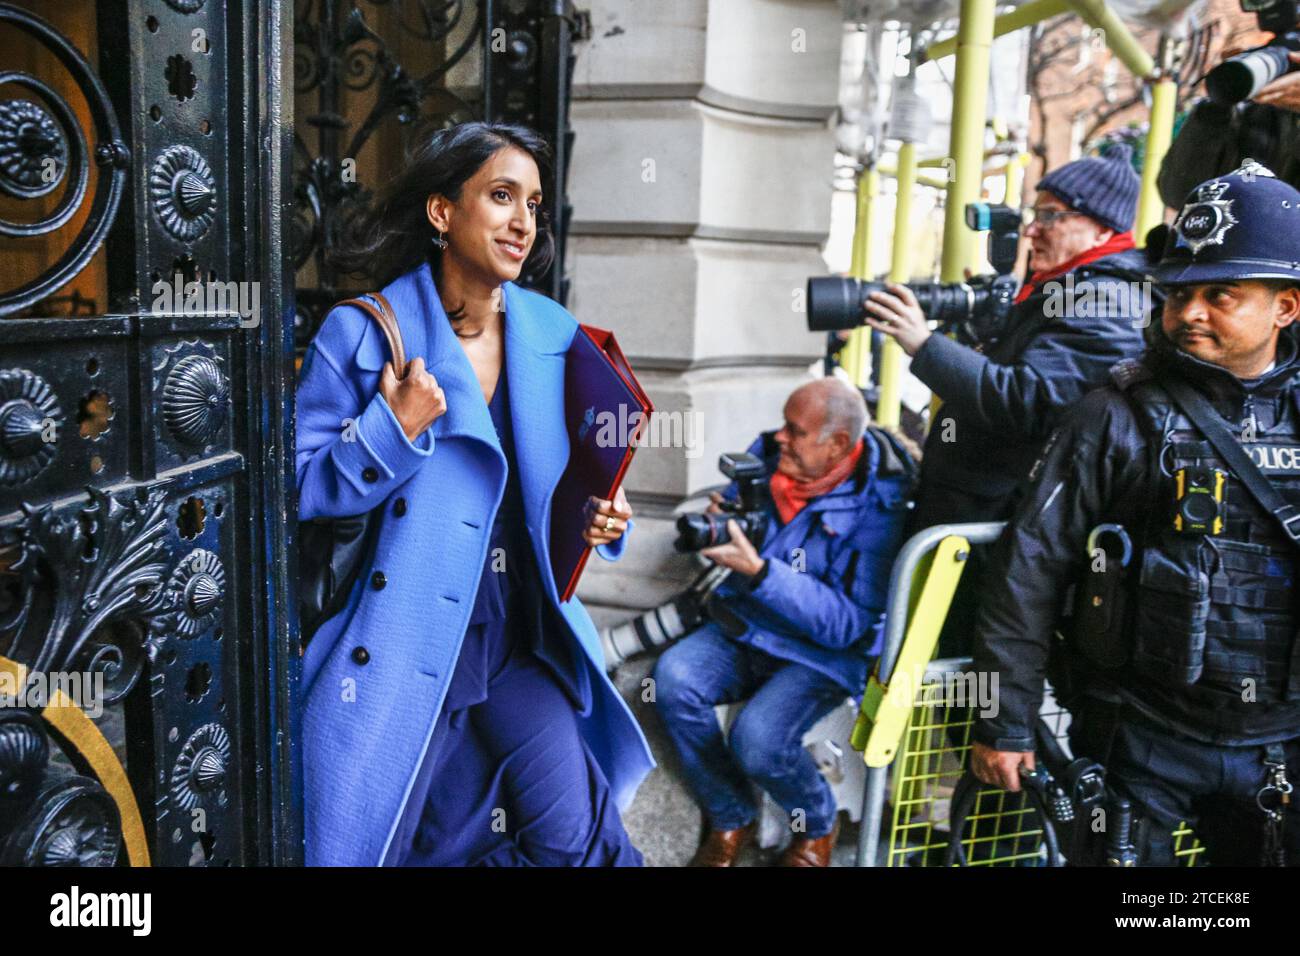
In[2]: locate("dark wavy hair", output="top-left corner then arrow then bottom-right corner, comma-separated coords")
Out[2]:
330,121 -> 556,292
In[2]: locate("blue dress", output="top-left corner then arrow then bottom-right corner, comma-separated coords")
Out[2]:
398,357 -> 642,866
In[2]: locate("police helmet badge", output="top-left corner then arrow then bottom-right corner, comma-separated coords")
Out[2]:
1172,179 -> 1237,256
1232,157 -> 1275,183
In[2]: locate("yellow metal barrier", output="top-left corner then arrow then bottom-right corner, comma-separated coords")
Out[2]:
852,524 -> 1206,867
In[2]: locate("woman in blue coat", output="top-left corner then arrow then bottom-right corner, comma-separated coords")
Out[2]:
296,122 -> 655,866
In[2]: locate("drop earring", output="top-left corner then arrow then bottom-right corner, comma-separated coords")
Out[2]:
431,230 -> 448,250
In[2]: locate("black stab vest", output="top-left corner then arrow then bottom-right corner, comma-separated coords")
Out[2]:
1114,361 -> 1300,737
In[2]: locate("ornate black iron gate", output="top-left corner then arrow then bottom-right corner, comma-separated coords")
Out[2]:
0,1 -> 296,866
0,0 -> 578,868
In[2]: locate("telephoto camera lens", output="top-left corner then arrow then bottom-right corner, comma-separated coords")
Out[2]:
1206,42 -> 1298,103
806,276 -> 870,332
597,566 -> 729,670
805,276 -> 976,333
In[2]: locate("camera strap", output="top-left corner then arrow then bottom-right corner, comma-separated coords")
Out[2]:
1163,376 -> 1300,546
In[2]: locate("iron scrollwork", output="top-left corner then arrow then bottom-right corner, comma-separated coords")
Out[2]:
292,0 -> 484,349
0,4 -> 129,317
3,486 -> 171,693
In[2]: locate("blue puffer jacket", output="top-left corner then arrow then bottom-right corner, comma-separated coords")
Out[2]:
707,426 -> 918,695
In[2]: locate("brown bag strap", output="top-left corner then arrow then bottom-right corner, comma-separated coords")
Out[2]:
340,292 -> 407,378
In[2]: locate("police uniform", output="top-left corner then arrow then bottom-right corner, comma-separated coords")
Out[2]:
971,161 -> 1300,865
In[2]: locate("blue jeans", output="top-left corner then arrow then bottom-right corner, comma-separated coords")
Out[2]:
653,624 -> 847,838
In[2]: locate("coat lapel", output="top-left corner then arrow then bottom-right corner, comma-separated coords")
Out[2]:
388,268 -> 573,599
502,282 -> 571,600
387,262 -> 500,453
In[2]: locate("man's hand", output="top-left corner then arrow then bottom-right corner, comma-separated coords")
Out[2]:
969,741 -> 1036,793
862,283 -> 932,356
1253,51 -> 1300,112
700,519 -> 765,577
380,357 -> 447,441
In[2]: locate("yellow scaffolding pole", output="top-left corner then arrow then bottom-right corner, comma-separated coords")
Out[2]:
878,158 -> 951,191
922,0 -> 1070,61
924,0 -> 1155,80
1136,40 -> 1177,242
877,142 -> 917,429
843,166 -> 879,389
1065,0 -> 1155,78
940,0 -> 997,285
1003,150 -> 1031,208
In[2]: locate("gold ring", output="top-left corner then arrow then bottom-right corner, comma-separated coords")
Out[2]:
604,515 -> 616,531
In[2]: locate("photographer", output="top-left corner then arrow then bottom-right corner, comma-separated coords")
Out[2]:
1158,0 -> 1300,205
652,378 -> 918,867
864,146 -> 1150,654
1158,59 -> 1300,205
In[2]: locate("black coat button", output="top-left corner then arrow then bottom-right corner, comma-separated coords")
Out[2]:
351,646 -> 370,665
371,570 -> 387,590
393,497 -> 407,517
362,467 -> 379,483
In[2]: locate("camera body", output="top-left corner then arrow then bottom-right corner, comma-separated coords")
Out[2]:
1173,466 -> 1228,535
1205,0 -> 1300,104
806,202 -> 1021,348
673,452 -> 771,553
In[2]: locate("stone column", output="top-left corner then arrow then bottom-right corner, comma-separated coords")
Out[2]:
567,0 -> 845,865
571,0 -> 843,616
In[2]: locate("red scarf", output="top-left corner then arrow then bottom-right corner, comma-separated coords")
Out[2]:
1014,231 -> 1135,304
769,437 -> 865,525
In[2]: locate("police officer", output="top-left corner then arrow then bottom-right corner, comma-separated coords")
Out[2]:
969,160 -> 1300,865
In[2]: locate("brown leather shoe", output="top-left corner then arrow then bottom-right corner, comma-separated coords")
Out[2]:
690,821 -> 757,867
778,816 -> 841,867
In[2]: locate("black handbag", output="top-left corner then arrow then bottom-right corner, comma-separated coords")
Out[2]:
299,293 -> 408,650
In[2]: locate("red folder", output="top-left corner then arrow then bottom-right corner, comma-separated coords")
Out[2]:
550,325 -> 653,602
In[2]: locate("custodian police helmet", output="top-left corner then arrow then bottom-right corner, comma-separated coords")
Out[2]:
1153,159 -> 1300,286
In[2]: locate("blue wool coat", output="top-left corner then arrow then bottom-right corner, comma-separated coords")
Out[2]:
296,262 -> 655,867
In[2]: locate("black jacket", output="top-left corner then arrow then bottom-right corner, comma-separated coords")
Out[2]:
971,326 -> 1300,751
908,248 -> 1152,530
1158,98 -> 1300,211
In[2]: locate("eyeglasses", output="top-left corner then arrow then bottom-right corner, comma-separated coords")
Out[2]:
1022,207 -> 1084,227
